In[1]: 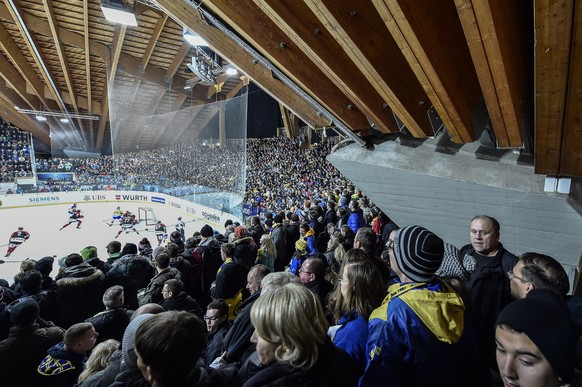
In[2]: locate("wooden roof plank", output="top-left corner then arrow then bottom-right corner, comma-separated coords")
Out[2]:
534,0 -> 573,175
256,0 -> 397,134
470,0 -> 530,147
372,0 -> 477,143
560,0 -> 582,176
455,0 -> 507,143
83,0 -> 93,149
205,0 -> 369,129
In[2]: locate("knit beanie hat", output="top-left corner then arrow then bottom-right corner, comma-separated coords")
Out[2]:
81,246 -> 98,260
121,313 -> 153,369
34,256 -> 54,276
20,259 -> 36,272
235,226 -> 247,239
496,289 -> 577,382
9,298 -> 40,326
393,225 -> 444,282
152,246 -> 165,260
200,224 -> 213,238
295,239 -> 307,255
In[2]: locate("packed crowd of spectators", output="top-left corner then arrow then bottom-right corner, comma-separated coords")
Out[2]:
0,206 -> 580,386
0,119 -> 33,183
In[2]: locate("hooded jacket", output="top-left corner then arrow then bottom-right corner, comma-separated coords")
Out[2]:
360,280 -> 477,387
36,342 -> 87,387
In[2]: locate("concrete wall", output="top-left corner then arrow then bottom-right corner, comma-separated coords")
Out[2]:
327,134 -> 582,273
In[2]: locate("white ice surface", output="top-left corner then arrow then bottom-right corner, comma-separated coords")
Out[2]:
0,202 -> 210,284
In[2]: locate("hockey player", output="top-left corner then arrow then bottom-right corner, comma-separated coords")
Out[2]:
67,203 -> 78,215
115,213 -> 140,238
154,220 -> 167,246
175,217 -> 186,243
60,210 -> 84,230
108,206 -> 124,227
4,227 -> 30,258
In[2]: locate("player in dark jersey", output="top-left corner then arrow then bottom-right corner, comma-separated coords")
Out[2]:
4,227 -> 30,258
60,210 -> 84,230
115,214 -> 140,238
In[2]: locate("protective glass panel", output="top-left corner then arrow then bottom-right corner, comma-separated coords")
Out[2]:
107,66 -> 247,218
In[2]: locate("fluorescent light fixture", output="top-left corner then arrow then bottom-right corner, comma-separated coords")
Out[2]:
226,67 -> 238,76
59,118 -> 70,123
35,115 -> 47,121
183,27 -> 208,47
100,0 -> 138,27
183,85 -> 191,90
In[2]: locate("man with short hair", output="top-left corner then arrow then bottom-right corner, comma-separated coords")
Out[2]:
460,215 -> 518,373
159,278 -> 202,317
221,264 -> 270,366
36,322 -> 98,387
354,227 -> 391,283
85,285 -> 132,343
347,200 -> 366,233
204,299 -> 231,365
137,253 -> 181,306
105,240 -> 123,264
507,252 -> 569,300
299,257 -> 333,308
495,289 -> 577,387
361,225 -> 477,386
210,243 -> 248,320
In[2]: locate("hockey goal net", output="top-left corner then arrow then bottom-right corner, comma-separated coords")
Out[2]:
138,207 -> 157,226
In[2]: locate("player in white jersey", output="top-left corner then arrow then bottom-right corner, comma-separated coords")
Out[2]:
175,217 -> 186,243
154,220 -> 167,246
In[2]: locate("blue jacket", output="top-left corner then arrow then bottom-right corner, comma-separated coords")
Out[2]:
37,342 -> 87,387
347,208 -> 366,233
333,312 -> 368,376
360,280 -> 477,387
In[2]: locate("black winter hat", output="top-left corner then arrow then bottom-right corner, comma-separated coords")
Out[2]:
200,225 -> 213,238
9,298 -> 40,326
170,231 -> 182,242
393,225 -> 444,282
34,256 -> 55,276
273,215 -> 284,224
496,289 -> 577,382
121,243 -> 138,256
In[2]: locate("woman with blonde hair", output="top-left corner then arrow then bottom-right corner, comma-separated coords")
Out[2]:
77,339 -> 119,384
240,282 -> 358,386
328,249 -> 386,375
256,234 -> 276,272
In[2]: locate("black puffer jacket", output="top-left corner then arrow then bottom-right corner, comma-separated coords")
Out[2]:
85,308 -> 133,343
106,254 -> 155,310
50,263 -> 105,328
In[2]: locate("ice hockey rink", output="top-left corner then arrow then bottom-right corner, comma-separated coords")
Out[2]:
0,201 -> 213,283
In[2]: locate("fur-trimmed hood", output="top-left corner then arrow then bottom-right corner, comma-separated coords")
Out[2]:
56,262 -> 104,287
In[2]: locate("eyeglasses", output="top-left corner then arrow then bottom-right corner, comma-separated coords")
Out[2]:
386,239 -> 394,251
299,268 -> 312,275
203,316 -> 220,322
507,270 -> 529,283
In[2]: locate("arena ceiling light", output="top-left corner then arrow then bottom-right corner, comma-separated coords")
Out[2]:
17,108 -> 100,121
100,0 -> 138,27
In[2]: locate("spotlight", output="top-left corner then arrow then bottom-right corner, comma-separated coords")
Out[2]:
225,67 -> 238,76
59,118 -> 70,123
183,27 -> 208,47
35,115 -> 47,121
100,0 -> 138,27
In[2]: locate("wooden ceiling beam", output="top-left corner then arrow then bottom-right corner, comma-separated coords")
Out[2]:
206,0 -> 370,131
0,55 -> 40,110
109,24 -> 127,83
304,0 -> 432,137
83,0 -> 94,149
155,0 -> 334,128
560,0 -> 582,176
167,41 -> 190,79
95,79 -> 108,150
459,0 -> 529,147
0,22 -> 46,103
226,78 -> 246,99
256,0 -> 397,134
373,0 -> 479,143
207,73 -> 231,99
534,0 -> 574,175
43,0 -> 89,148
